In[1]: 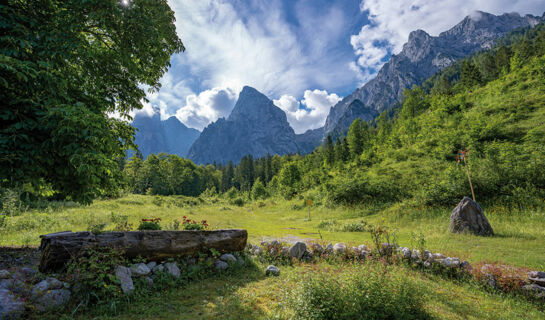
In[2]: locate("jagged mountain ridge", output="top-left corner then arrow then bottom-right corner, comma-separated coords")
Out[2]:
132,112 -> 200,159
322,11 -> 544,137
187,86 -> 301,165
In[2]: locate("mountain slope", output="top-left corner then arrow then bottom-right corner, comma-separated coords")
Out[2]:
132,113 -> 200,159
323,11 -> 543,137
187,86 -> 299,164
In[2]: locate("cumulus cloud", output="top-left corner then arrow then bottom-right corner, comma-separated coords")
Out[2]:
274,89 -> 341,134
351,0 -> 545,83
175,87 -> 238,130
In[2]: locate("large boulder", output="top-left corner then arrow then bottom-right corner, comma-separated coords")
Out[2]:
449,197 -> 494,236
0,289 -> 25,319
115,266 -> 134,294
289,242 -> 307,260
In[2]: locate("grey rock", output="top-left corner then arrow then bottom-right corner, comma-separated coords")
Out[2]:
400,247 -> 412,259
325,243 -> 333,253
423,250 -> 432,261
0,270 -> 10,279
281,247 -> 289,256
423,261 -> 432,268
143,276 -> 154,288
214,260 -> 229,271
333,243 -> 346,254
188,86 -> 301,165
132,112 -> 200,159
164,262 -> 181,278
0,289 -> 25,319
251,245 -> 263,256
432,253 -> 446,260
460,261 -> 472,272
115,266 -> 134,294
521,284 -> 545,299
152,264 -> 165,274
528,271 -> 545,286
130,263 -> 151,276
146,261 -> 157,270
450,197 -> 494,236
220,254 -> 237,263
31,277 -> 64,300
289,242 -> 307,260
357,245 -> 368,252
270,240 -> 280,246
322,12 -> 544,139
12,267 -> 38,282
265,265 -> 280,276
0,279 -> 25,295
33,289 -> 70,312
236,257 -> 246,266
310,243 -> 324,254
480,265 -> 498,289
411,249 -> 421,260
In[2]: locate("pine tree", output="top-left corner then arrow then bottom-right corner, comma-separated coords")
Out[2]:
221,161 -> 234,192
325,134 -> 335,166
461,60 -> 483,88
347,119 -> 364,159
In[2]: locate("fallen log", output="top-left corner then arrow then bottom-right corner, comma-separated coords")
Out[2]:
39,229 -> 248,273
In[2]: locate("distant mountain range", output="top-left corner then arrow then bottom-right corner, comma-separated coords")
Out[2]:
132,11 -> 544,165
132,111 -> 200,159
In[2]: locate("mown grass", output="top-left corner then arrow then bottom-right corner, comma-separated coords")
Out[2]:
1,194 -> 543,270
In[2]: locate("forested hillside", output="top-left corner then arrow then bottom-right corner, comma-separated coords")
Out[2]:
123,23 -> 545,208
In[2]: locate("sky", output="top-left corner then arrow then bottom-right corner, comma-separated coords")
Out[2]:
137,0 -> 545,134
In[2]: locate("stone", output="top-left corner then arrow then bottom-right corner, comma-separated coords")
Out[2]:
143,276 -> 154,288
357,245 -> 368,252
265,265 -> 280,276
164,262 -> 181,278
220,254 -> 237,263
333,243 -> 346,254
270,240 -> 280,246
130,263 -> 151,276
0,279 -> 25,296
281,247 -> 289,256
310,243 -> 323,254
0,289 -> 25,319
449,197 -> 494,236
12,267 -> 38,283
0,270 -> 10,279
214,260 -> 229,271
423,250 -> 432,261
528,271 -> 545,286
289,242 -> 307,260
432,253 -> 446,260
251,245 -> 263,256
423,261 -> 432,268
115,266 -> 134,294
411,249 -> 420,260
460,261 -> 472,272
152,264 -> 165,274
521,284 -> 545,299
236,257 -> 246,266
400,247 -> 412,259
325,243 -> 333,253
146,261 -> 157,270
33,289 -> 71,312
480,265 -> 498,289
31,277 -> 64,300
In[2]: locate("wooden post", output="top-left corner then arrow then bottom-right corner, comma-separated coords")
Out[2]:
463,156 -> 476,201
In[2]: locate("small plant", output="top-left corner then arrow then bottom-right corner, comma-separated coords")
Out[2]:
138,218 -> 161,230
167,219 -> 181,230
110,212 -> 132,231
0,214 -> 6,229
341,220 -> 368,232
152,196 -> 165,207
181,216 -> 209,230
368,223 -> 398,260
231,197 -> 245,207
89,223 -> 107,234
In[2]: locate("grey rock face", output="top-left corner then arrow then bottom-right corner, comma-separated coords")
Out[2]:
450,197 -> 494,236
220,254 -> 237,264
130,263 -> 151,277
289,242 -> 307,260
164,262 -> 181,279
115,266 -> 134,294
33,289 -> 70,312
322,11 -> 544,138
188,86 -> 301,165
0,289 -> 25,319
214,260 -> 229,271
265,265 -> 280,276
132,113 -> 200,159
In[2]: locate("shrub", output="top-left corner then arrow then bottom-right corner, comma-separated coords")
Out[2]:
289,264 -> 427,320
341,221 -> 368,232
181,216 -> 209,230
138,218 -> 161,230
231,197 -> 245,207
251,178 -> 268,200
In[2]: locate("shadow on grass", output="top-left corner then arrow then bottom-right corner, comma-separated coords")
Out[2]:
35,259 -> 266,320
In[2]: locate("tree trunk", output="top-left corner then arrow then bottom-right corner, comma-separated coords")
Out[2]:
38,229 -> 248,273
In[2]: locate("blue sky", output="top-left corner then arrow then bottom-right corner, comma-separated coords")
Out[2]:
138,0 -> 545,133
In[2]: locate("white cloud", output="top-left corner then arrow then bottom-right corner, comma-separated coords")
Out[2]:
175,87 -> 238,130
351,0 -> 545,83
274,89 -> 341,134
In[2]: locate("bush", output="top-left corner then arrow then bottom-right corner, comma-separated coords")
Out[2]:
289,265 -> 427,320
231,197 -> 245,207
251,178 -> 268,200
138,218 -> 161,230
181,216 -> 208,230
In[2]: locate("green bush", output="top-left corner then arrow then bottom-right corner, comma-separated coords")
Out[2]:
231,197 -> 245,207
138,219 -> 161,230
289,265 -> 427,320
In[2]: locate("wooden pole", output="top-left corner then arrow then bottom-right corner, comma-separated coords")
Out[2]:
463,157 -> 476,201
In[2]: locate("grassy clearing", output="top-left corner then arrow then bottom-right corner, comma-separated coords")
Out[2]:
1,194 -> 543,270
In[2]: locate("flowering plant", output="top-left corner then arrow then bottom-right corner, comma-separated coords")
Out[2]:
181,216 -> 209,230
138,218 -> 161,230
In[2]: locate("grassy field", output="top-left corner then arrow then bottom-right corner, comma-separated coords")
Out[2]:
1,194 -> 544,270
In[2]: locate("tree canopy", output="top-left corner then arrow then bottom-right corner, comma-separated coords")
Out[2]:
0,0 -> 184,203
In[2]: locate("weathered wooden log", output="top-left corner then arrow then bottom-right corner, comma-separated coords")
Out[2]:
38,229 -> 248,273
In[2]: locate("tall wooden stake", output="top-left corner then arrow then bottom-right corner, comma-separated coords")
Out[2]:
463,157 -> 476,201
